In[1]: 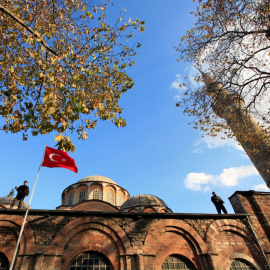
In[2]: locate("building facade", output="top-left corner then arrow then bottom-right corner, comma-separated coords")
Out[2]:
0,176 -> 270,269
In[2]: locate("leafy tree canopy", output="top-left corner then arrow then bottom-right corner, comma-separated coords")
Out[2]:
176,0 -> 270,138
0,0 -> 145,151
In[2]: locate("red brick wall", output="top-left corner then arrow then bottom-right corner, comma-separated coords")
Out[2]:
229,191 -> 270,268
0,208 -> 268,269
61,229 -> 119,269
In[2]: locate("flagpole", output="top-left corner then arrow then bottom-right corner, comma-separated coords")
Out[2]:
9,146 -> 47,270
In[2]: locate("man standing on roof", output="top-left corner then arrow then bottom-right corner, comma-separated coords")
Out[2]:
10,181 -> 29,209
211,192 -> 228,214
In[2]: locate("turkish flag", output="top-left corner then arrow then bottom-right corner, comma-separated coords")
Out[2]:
42,146 -> 78,173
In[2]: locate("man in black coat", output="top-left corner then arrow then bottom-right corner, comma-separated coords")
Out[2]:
211,191 -> 228,214
10,181 -> 29,209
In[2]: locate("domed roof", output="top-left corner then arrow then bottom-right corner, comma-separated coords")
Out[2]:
0,196 -> 29,208
59,175 -> 130,211
78,175 -> 117,185
120,194 -> 168,211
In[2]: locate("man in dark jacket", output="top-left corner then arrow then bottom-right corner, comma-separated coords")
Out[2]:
10,181 -> 29,209
211,192 -> 228,214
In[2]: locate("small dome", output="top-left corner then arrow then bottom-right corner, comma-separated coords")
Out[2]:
78,175 -> 117,185
120,194 -> 172,213
0,196 -> 29,209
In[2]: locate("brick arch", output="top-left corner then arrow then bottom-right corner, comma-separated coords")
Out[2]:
76,184 -> 88,203
128,208 -> 138,212
50,216 -> 132,255
143,207 -> 156,213
90,184 -> 103,200
61,237 -> 119,270
104,184 -> 117,191
104,185 -> 116,205
161,254 -> 197,270
0,215 -> 35,262
144,219 -> 207,255
76,183 -> 88,190
225,253 -> 262,270
206,220 -> 264,269
66,187 -> 75,196
205,219 -> 251,253
71,200 -> 119,212
90,183 -> 103,190
158,250 -> 199,270
117,190 -> 124,203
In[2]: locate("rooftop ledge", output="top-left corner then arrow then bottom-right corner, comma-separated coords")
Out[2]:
0,209 -> 248,220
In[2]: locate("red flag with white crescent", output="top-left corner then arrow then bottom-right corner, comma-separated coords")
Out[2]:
42,146 -> 78,173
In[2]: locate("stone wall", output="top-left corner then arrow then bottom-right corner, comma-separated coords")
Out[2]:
0,207 -> 269,270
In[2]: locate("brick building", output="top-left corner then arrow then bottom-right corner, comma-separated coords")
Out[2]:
0,175 -> 270,269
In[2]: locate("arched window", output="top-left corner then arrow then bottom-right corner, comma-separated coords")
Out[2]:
143,207 -> 156,213
69,251 -> 112,270
107,190 -> 114,204
68,194 -> 74,206
0,252 -> 9,270
118,194 -> 123,206
162,255 -> 196,270
93,189 -> 100,200
230,259 -> 255,270
79,190 -> 85,203
128,208 -> 138,213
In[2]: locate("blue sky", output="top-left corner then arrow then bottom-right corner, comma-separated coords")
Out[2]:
0,0 -> 267,213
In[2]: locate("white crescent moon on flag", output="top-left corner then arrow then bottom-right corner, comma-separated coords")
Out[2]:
49,153 -> 61,162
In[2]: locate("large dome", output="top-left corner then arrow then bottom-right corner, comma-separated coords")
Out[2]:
78,175 -> 117,185
57,175 -> 129,211
120,194 -> 172,213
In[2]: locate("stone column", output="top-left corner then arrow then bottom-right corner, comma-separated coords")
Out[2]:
73,186 -> 78,205
199,253 -> 215,270
115,187 -> 119,206
33,253 -> 44,269
87,183 -> 90,200
137,254 -> 144,269
16,255 -> 34,270
123,254 -> 137,270
102,183 -> 105,201
42,255 -> 57,270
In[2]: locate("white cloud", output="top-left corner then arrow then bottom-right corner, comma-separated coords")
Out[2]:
170,74 -> 186,90
252,184 -> 269,192
185,65 -> 202,88
200,133 -> 243,151
170,68 -> 245,154
173,94 -> 181,101
196,11 -> 270,122
170,65 -> 203,100
185,173 -> 217,191
192,132 -> 244,155
220,165 -> 258,186
184,165 -> 259,191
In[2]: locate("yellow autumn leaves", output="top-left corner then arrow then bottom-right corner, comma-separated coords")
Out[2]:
0,0 -> 145,152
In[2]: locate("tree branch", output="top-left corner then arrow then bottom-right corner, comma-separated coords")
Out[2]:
0,4 -> 59,56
